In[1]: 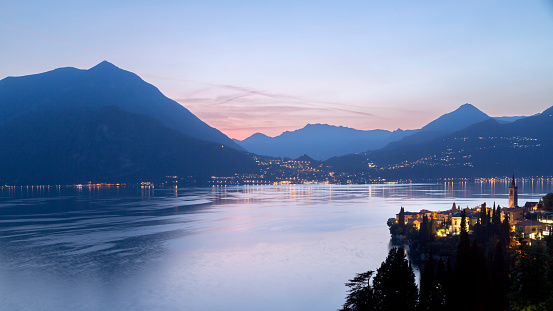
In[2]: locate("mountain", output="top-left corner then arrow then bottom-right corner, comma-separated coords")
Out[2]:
383,103 -> 492,148
493,114 -> 537,124
0,61 -> 242,150
0,106 -> 256,185
236,124 -> 417,160
420,103 -> 491,133
236,104 -> 492,161
325,105 -> 553,180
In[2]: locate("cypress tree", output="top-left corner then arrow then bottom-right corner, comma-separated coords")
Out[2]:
470,239 -> 488,309
373,247 -> 418,311
434,259 -> 447,311
429,217 -> 437,243
339,271 -> 376,311
500,213 -> 511,247
491,241 -> 509,310
494,205 -> 502,226
444,258 -> 453,309
419,252 -> 435,311
480,203 -> 487,225
420,215 -> 429,247
452,210 -> 471,311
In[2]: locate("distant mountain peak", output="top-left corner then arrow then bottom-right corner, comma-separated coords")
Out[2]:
249,133 -> 271,139
90,60 -> 120,71
304,123 -> 348,129
296,154 -> 316,162
420,103 -> 490,133
236,123 -> 417,160
459,103 -> 476,109
454,103 -> 484,113
0,61 -> 244,150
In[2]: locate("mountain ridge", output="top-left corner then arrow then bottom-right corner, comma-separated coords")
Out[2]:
236,104 -> 501,160
0,106 -> 255,185
0,61 -> 243,150
324,105 -> 553,179
236,123 -> 417,160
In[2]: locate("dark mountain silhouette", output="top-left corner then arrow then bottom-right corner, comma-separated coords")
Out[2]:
325,105 -> 553,179
420,103 -> 491,133
493,114 -> 535,124
0,106 -> 256,185
236,104 -> 498,160
0,61 -> 243,150
384,103 -> 492,148
236,124 -> 417,160
296,154 -> 317,162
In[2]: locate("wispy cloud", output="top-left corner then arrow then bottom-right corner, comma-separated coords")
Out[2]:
1,22 -> 99,52
139,72 -> 372,111
139,72 -> 414,139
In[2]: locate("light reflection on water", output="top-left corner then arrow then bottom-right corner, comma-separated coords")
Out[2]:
0,182 -> 551,311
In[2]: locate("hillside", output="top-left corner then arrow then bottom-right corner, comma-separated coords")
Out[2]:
325,106 -> 553,179
236,124 -> 416,160
0,106 -> 256,185
0,61 -> 242,150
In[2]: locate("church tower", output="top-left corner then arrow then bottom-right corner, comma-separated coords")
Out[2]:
509,174 -> 518,208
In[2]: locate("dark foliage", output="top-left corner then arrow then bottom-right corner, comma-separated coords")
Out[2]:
418,252 -> 446,311
340,247 -> 418,311
340,271 -> 377,311
509,237 -> 553,310
543,193 -> 553,210
356,199 -> 553,311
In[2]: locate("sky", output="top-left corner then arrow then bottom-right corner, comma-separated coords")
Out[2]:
1,1 -> 553,140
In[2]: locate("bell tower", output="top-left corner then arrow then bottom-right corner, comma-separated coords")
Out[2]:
508,174 -> 518,208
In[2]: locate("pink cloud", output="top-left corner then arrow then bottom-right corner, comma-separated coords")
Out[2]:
139,72 -> 425,139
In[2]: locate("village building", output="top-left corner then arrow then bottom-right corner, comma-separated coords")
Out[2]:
501,207 -> 525,225
537,211 -> 553,224
515,219 -> 546,240
524,201 -> 540,212
394,174 -> 551,240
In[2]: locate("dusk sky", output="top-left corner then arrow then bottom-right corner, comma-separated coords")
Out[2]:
1,1 -> 552,139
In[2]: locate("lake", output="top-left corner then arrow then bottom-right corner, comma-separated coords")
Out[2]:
0,180 -> 551,310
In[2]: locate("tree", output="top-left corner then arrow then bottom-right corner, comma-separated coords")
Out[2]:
543,193 -> 553,210
420,215 -> 429,247
494,205 -> 502,226
457,210 -> 470,265
419,252 -> 445,311
510,239 -> 551,309
372,247 -> 418,311
469,239 -> 488,309
430,217 -> 437,239
340,248 -> 418,311
451,209 -> 471,311
340,271 -> 377,311
491,241 -> 510,311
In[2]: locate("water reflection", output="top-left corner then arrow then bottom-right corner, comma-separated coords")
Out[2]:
0,182 -> 551,311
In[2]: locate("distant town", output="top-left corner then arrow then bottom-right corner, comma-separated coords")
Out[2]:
394,175 -> 552,244
3,160 -> 553,189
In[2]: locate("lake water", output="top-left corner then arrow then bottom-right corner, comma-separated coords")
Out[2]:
0,181 -> 551,311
